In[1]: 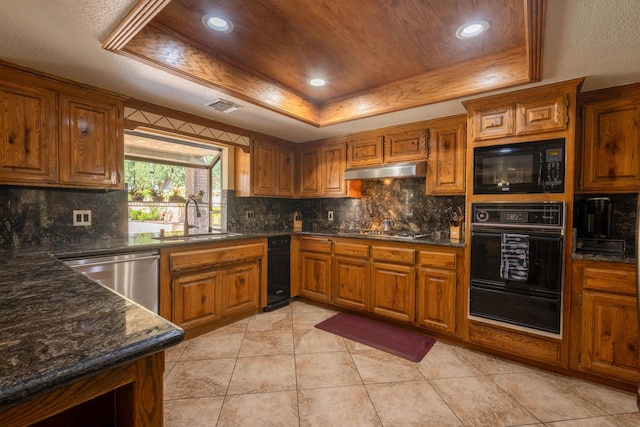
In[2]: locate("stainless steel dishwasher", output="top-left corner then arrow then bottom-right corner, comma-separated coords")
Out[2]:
62,251 -> 160,313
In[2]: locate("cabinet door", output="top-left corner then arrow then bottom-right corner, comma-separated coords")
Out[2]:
417,267 -> 456,334
333,256 -> 370,312
172,270 -> 221,330
581,291 -> 640,382
220,261 -> 261,317
299,146 -> 322,196
516,95 -> 567,135
59,92 -> 123,188
300,251 -> 332,303
346,136 -> 383,168
370,263 -> 415,322
252,139 -> 277,196
426,118 -> 466,195
277,144 -> 295,197
384,128 -> 426,162
581,99 -> 640,192
0,82 -> 57,184
321,142 -> 346,195
470,106 -> 515,141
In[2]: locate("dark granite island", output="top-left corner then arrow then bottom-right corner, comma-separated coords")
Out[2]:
0,249 -> 184,426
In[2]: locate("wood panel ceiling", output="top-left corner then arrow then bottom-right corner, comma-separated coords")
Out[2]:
104,0 -> 544,127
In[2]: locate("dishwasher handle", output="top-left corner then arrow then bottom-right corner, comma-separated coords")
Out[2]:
65,254 -> 159,268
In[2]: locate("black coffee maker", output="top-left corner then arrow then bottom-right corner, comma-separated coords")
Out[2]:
576,197 -> 624,254
578,197 -> 612,239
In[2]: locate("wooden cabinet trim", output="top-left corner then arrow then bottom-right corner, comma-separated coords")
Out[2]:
582,265 -> 636,295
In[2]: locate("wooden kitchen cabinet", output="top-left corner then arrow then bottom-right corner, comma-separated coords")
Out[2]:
162,240 -> 266,339
235,132 -> 296,197
384,126 -> 427,163
370,245 -> 416,322
416,249 -> 459,335
0,62 -> 125,189
0,75 -> 58,185
220,261 -> 261,317
332,240 -> 370,311
298,140 -> 348,197
346,135 -> 383,168
426,115 -> 466,195
173,270 -> 222,331
573,260 -> 640,384
579,87 -> 640,192
299,237 -> 332,302
59,89 -> 123,188
464,82 -> 577,142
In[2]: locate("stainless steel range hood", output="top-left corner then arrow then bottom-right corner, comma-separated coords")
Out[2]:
344,161 -> 426,180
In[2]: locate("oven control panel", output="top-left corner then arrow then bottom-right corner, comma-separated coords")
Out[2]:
472,202 -> 564,227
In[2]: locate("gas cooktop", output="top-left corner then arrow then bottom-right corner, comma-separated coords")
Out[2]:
337,230 -> 429,240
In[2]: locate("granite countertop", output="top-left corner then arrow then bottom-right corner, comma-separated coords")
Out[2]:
0,248 -> 185,410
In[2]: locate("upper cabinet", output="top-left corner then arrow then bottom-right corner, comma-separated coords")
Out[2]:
578,83 -> 640,193
0,76 -> 58,184
59,89 -> 123,188
0,62 -> 124,190
235,132 -> 296,198
467,94 -> 568,142
299,140 -> 348,198
426,115 -> 466,195
346,135 -> 383,168
384,126 -> 427,163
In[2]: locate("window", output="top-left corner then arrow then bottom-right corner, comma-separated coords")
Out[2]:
124,131 -> 223,234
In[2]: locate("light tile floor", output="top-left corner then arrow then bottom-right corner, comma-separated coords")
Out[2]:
163,301 -> 640,426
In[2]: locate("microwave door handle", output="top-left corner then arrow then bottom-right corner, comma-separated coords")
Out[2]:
537,152 -> 543,187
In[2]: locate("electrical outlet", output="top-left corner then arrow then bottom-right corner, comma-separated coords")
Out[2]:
72,210 -> 91,226
245,210 -> 255,220
328,211 -> 334,221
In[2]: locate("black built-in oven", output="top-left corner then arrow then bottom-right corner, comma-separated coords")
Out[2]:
473,138 -> 565,194
469,202 -> 565,334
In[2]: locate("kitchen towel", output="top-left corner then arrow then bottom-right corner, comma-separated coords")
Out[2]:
500,233 -> 529,281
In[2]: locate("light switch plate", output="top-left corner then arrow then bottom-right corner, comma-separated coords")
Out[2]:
73,210 -> 91,226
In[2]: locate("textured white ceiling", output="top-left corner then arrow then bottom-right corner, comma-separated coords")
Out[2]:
1,0 -> 640,142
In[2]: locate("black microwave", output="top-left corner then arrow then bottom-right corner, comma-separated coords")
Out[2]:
473,138 -> 565,194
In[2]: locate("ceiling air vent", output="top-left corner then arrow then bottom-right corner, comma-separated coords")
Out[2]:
206,98 -> 243,113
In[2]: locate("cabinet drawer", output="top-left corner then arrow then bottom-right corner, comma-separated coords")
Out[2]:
372,246 -> 415,265
419,251 -> 456,269
582,265 -> 636,294
300,237 -> 332,253
170,243 -> 264,271
334,241 -> 369,258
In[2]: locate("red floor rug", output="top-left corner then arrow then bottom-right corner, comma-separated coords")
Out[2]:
315,312 -> 436,362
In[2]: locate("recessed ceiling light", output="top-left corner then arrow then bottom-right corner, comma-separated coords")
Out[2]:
309,78 -> 326,87
456,20 -> 489,39
202,14 -> 234,33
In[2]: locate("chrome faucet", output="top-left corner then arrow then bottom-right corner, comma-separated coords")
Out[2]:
183,197 -> 201,235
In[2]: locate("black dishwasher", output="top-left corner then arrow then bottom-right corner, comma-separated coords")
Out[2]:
264,235 -> 291,311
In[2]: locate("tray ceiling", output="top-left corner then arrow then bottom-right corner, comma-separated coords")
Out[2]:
104,0 -> 544,127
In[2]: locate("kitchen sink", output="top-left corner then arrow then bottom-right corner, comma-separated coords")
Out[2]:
152,232 -> 242,241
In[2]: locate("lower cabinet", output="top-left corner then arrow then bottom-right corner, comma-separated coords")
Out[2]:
299,237 -> 332,303
416,251 -> 457,335
161,240 -> 266,339
573,260 -> 640,384
370,246 -> 416,323
332,240 -> 370,311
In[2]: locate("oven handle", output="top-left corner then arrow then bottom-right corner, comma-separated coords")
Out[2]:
471,224 -> 564,235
